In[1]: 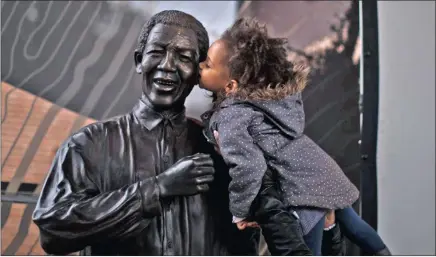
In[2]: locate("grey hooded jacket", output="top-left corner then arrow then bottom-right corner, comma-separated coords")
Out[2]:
202,92 -> 359,234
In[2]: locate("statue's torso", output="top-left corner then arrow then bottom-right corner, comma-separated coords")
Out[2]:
75,111 -> 257,255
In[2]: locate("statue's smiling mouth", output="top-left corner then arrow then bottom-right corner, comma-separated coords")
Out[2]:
153,78 -> 178,92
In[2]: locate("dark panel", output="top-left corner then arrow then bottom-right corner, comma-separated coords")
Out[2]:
17,183 -> 38,193
1,181 -> 39,194
360,1 -> 380,232
1,182 -> 8,191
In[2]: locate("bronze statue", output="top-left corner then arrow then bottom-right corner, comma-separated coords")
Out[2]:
32,10 -> 259,255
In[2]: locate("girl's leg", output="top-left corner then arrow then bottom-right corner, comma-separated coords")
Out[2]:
322,223 -> 346,256
253,171 -> 312,256
303,216 -> 325,256
335,207 -> 390,254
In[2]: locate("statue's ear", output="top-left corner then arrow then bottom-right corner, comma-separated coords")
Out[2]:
134,50 -> 143,74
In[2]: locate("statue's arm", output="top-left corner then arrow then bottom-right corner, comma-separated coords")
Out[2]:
32,143 -> 161,255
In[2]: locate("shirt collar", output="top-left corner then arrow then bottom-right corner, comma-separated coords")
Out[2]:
132,95 -> 187,131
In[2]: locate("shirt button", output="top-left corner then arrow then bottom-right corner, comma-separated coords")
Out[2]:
167,240 -> 172,248
163,155 -> 170,163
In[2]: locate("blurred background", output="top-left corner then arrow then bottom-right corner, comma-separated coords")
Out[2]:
1,1 -> 434,255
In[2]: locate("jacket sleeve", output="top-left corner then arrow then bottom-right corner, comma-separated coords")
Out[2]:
32,140 -> 162,255
216,107 -> 268,218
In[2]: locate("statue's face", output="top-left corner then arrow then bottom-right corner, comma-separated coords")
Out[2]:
138,24 -> 200,110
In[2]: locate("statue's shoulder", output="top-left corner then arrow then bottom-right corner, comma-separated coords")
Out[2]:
66,113 -> 130,148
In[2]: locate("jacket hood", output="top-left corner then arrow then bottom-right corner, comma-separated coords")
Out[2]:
217,64 -> 309,138
226,64 -> 310,102
221,92 -> 305,138
252,92 -> 305,138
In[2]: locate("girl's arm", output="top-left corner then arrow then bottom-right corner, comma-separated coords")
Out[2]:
215,106 -> 268,219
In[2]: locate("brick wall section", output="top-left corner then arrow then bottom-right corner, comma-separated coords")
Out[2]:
1,82 -> 96,184
1,81 -> 96,255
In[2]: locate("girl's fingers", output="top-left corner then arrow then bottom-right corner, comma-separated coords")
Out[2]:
237,222 -> 247,230
246,221 -> 260,228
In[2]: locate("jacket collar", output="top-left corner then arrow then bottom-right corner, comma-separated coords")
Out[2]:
219,97 -> 238,108
132,95 -> 187,131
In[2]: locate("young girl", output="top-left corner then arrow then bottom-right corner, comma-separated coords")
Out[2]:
198,18 -> 391,256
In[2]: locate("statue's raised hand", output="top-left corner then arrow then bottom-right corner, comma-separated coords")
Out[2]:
156,153 -> 215,198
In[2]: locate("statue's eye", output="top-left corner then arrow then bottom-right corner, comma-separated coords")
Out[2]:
180,54 -> 191,62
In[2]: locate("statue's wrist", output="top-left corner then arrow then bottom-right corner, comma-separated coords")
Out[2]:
155,174 -> 168,199
137,178 -> 162,217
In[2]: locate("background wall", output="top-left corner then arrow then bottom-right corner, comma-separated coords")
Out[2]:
377,1 -> 435,255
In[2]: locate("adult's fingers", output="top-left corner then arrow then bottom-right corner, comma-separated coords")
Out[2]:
195,175 -> 214,184
191,153 -> 211,160
193,154 -> 214,167
213,131 -> 221,154
325,209 -> 336,228
197,184 -> 210,192
246,221 -> 260,228
195,167 -> 215,176
237,222 -> 247,230
213,131 -> 220,145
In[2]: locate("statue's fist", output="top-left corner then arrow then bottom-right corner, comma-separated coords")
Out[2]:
156,153 -> 215,198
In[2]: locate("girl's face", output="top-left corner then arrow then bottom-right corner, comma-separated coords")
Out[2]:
198,40 -> 231,93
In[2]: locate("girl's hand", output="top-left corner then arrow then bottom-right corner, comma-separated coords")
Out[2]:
236,220 -> 260,230
325,209 -> 336,228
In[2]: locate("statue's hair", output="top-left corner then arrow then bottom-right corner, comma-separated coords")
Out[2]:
135,10 -> 209,63
220,17 -> 309,101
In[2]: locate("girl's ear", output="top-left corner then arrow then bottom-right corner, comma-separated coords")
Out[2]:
225,80 -> 239,94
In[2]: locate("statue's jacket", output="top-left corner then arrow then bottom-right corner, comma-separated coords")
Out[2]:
32,97 -> 259,256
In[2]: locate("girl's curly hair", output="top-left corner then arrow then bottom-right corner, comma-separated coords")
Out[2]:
221,18 -> 309,101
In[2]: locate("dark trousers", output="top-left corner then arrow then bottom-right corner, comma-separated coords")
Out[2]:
252,170 -> 353,256
303,217 -> 325,255
322,223 -> 346,256
303,207 -> 388,255
336,207 -> 387,254
252,172 -> 312,256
